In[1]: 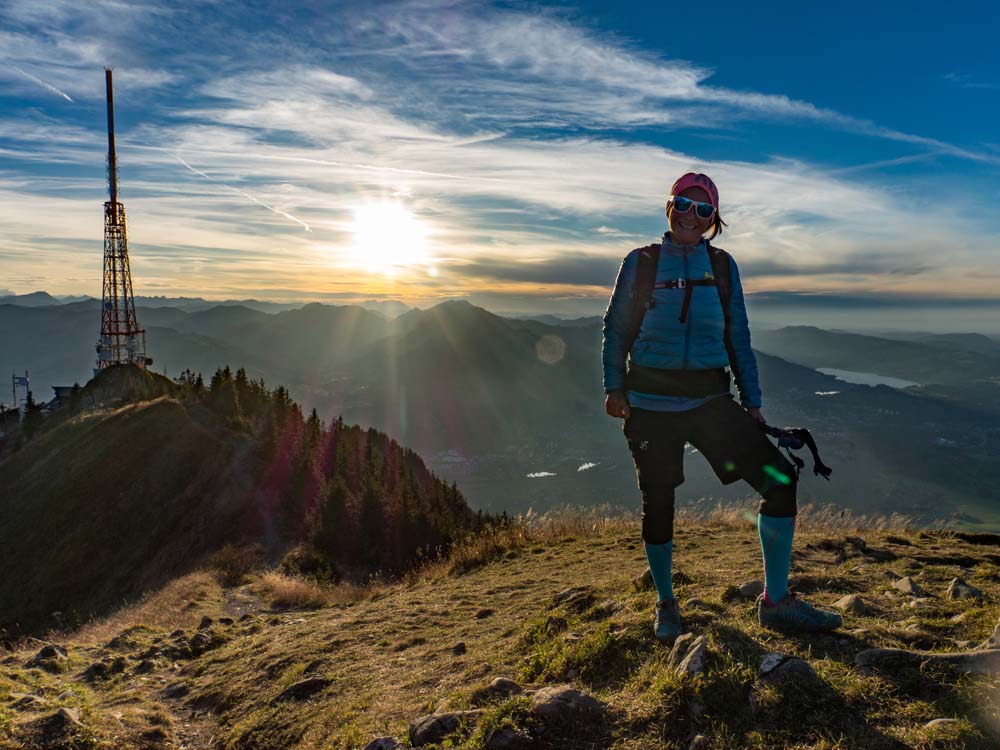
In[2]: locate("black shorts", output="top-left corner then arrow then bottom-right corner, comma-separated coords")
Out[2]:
623,395 -> 797,541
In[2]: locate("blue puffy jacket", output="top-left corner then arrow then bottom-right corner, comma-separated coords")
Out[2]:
602,234 -> 762,408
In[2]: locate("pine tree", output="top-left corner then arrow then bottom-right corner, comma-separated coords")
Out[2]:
22,390 -> 43,439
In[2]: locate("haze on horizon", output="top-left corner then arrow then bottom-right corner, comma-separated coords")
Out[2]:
1,0 -> 998,318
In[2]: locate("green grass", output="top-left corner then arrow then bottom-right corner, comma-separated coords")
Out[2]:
2,518 -> 999,749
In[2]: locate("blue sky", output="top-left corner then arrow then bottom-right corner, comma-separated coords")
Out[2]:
1,0 -> 998,314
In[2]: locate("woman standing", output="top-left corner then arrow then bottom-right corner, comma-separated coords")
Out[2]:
602,172 -> 842,641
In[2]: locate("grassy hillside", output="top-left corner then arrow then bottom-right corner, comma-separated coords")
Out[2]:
3,507 -> 999,749
0,365 -> 480,640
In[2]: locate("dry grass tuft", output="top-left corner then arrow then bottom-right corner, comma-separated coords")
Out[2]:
678,497 -> 919,533
208,544 -> 264,587
420,499 -> 919,581
63,571 -> 221,646
253,572 -> 372,609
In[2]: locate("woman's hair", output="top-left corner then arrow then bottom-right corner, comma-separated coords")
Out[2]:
666,203 -> 729,240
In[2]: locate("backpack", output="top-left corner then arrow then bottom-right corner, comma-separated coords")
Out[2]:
624,241 -> 738,375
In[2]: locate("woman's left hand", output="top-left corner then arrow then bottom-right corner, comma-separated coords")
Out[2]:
746,407 -> 765,423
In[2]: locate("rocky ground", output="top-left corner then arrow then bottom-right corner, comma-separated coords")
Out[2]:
2,519 -> 1000,749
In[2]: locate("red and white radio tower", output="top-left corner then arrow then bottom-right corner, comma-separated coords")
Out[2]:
95,68 -> 152,373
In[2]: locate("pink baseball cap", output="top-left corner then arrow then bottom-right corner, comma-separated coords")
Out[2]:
670,172 -> 719,209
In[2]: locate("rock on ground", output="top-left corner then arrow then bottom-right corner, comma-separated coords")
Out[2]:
633,568 -> 655,592
833,594 -> 871,616
892,576 -> 926,597
982,618 -> 1000,650
469,677 -> 523,706
675,635 -> 709,678
485,726 -> 534,750
924,718 -> 961,729
362,737 -> 400,750
758,653 -> 819,685
946,577 -> 984,601
529,685 -> 606,726
409,710 -> 483,746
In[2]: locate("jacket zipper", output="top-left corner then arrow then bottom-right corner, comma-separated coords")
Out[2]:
682,249 -> 690,369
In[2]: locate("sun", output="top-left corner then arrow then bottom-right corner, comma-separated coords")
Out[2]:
349,202 -> 430,275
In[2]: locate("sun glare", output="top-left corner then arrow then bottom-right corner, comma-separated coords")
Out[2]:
349,202 -> 430,275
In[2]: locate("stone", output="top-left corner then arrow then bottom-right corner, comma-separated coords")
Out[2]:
924,718 -> 961,730
632,568 -> 655,591
453,641 -> 467,655
485,726 -> 533,750
198,616 -> 214,629
905,598 -> 933,609
55,707 -> 83,729
409,710 -> 482,746
475,608 -> 494,619
363,738 -> 400,750
833,594 -> 870,616
980,617 -> 1000,650
675,635 -> 708,678
34,644 -> 67,661
274,676 -> 331,702
684,598 -> 711,611
470,677 -> 523,705
666,633 -> 695,669
25,644 -> 68,673
759,654 -> 819,685
946,577 -> 984,601
738,580 -> 765,599
169,628 -> 186,638
594,599 -> 621,617
12,694 -> 48,710
218,616 -> 235,626
552,587 -> 596,612
892,576 -> 925,597
530,685 -> 606,725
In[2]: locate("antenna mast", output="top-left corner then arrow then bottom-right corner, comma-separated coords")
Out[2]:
95,68 -> 152,373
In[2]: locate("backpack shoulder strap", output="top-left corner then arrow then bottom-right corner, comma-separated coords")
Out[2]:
707,242 -> 732,317
625,243 -> 660,356
707,243 -> 739,377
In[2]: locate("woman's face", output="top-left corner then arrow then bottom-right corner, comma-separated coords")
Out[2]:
667,186 -> 714,245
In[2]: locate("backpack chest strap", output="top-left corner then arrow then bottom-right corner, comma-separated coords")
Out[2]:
651,277 -> 716,323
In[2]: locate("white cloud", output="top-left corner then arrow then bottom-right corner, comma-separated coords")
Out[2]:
1,0 -> 998,303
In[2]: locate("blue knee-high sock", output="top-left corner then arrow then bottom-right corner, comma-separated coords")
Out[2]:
758,514 -> 795,604
644,540 -> 674,602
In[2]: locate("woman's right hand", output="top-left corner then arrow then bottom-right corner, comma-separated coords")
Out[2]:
605,390 -> 630,419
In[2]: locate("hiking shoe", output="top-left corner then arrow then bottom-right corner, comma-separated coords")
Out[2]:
757,592 -> 842,633
654,597 -> 683,641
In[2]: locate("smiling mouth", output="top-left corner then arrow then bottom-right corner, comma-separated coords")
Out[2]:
679,221 -> 699,231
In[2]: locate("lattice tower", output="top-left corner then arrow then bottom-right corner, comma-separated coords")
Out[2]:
96,68 -> 150,372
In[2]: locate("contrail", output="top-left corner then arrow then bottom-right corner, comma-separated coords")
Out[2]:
129,142 -> 469,181
175,155 -> 311,232
1,59 -> 74,102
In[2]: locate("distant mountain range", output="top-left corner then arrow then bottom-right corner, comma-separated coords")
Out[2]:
2,296 -> 997,527
0,291 -> 415,317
